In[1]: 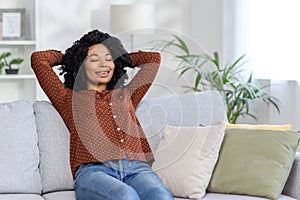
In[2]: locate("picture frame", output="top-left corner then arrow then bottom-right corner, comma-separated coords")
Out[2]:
0,8 -> 25,40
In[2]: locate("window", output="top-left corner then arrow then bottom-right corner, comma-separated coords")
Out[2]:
232,0 -> 300,80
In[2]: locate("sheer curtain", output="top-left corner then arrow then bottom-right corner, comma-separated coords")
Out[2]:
224,0 -> 300,130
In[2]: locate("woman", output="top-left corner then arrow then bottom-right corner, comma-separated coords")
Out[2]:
31,29 -> 173,200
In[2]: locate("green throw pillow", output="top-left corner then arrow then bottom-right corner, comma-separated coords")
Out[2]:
207,128 -> 300,199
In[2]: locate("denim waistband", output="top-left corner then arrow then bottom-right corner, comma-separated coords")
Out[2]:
75,156 -> 150,181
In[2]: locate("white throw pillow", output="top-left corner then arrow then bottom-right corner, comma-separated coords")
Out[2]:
152,124 -> 225,199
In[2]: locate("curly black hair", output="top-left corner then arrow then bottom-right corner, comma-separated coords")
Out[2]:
60,29 -> 132,91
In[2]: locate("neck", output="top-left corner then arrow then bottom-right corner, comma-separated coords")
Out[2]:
87,83 -> 107,93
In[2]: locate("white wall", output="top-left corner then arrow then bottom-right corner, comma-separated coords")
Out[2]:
185,0 -> 223,54
37,0 -> 108,51
36,0 -> 223,99
36,0 -> 193,50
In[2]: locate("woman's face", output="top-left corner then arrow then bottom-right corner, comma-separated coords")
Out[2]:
84,43 -> 115,91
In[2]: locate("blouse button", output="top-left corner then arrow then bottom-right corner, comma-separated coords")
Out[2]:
109,102 -> 112,106
113,115 -> 117,119
119,95 -> 123,99
120,139 -> 124,143
117,127 -> 121,131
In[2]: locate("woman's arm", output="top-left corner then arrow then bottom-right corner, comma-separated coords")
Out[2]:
126,51 -> 161,109
31,50 -> 70,108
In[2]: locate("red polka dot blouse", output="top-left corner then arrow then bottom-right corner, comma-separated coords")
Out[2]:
31,50 -> 161,178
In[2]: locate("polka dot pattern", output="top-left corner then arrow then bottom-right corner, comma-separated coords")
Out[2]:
31,50 -> 161,178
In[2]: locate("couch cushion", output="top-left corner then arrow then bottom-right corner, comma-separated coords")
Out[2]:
152,124 -> 225,199
174,193 -> 296,200
201,193 -> 296,200
207,128 -> 300,199
34,101 -> 74,193
42,191 -> 76,200
136,90 -> 227,152
0,194 -> 45,200
0,100 -> 42,194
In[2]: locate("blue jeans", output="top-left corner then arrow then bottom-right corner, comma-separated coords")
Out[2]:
74,158 -> 174,200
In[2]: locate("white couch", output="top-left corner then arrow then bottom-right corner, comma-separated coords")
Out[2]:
0,91 -> 299,200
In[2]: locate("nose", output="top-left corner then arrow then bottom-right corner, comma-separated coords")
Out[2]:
96,57 -> 106,68
99,64 -> 108,69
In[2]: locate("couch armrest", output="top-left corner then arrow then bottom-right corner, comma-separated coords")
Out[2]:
282,152 -> 300,199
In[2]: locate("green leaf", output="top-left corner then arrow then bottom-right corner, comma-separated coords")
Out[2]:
9,58 -> 24,66
194,73 -> 202,91
0,52 -> 11,59
213,52 -> 220,68
172,34 -> 190,55
178,67 -> 191,78
230,54 -> 247,71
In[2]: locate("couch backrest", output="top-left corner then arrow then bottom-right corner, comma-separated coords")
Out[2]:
136,90 -> 227,152
34,101 -> 74,194
0,100 -> 42,194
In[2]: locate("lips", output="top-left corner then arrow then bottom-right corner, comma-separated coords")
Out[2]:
96,71 -> 110,78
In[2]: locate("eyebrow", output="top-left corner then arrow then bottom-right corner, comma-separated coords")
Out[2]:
87,53 -> 111,57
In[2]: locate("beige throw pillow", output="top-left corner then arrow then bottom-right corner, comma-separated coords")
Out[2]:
152,124 -> 226,199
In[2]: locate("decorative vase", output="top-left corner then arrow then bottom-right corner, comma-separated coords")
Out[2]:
5,68 -> 19,74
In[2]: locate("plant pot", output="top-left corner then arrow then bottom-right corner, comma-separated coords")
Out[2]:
5,68 -> 19,74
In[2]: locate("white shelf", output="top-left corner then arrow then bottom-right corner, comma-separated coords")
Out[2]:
0,40 -> 36,46
0,0 -> 38,103
0,74 -> 36,80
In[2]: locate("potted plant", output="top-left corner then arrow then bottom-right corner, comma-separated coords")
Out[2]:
0,52 -> 24,75
152,35 -> 280,123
